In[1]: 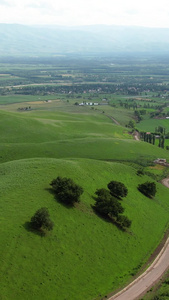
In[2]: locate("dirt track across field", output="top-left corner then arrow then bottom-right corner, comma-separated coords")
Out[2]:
107,179 -> 169,300
105,114 -> 120,125
134,131 -> 139,141
161,178 -> 169,188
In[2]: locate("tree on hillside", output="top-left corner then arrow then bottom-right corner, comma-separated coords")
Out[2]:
161,135 -> 165,149
94,188 -> 124,218
152,134 -> 155,145
93,188 -> 131,229
50,176 -> 83,205
138,181 -> 157,198
30,207 -> 54,232
137,169 -> 144,176
127,120 -> 135,128
107,181 -> 128,199
116,215 -> 132,229
158,137 -> 161,148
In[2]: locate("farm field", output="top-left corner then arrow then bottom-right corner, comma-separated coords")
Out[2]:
1,55 -> 169,300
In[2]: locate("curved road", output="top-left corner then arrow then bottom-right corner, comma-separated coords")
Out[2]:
107,178 -> 169,300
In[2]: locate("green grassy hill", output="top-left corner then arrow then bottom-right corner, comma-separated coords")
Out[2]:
1,107 -> 169,164
1,101 -> 169,300
137,118 -> 169,133
1,158 -> 169,300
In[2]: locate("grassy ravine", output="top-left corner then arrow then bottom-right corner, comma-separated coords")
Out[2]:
1,158 -> 169,300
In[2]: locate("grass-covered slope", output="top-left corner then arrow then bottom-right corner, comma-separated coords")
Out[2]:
1,108 -> 169,164
2,138 -> 169,164
1,102 -> 169,299
137,118 -> 169,133
0,109 -> 130,143
1,158 -> 169,300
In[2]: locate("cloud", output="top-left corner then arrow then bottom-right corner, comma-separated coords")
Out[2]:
0,0 -> 169,28
0,0 -> 12,6
26,2 -> 54,15
125,9 -> 139,16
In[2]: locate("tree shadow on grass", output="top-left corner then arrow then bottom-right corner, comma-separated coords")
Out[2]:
91,205 -> 112,224
91,204 -> 126,232
23,221 -> 46,237
45,187 -> 75,209
91,195 -> 130,232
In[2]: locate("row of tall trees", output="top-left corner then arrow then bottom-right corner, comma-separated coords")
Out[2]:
140,126 -> 166,149
141,132 -> 156,145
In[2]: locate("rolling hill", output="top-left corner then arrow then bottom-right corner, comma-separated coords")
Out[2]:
1,96 -> 169,299
1,158 -> 169,300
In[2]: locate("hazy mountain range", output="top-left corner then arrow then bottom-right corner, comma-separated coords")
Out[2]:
0,24 -> 169,56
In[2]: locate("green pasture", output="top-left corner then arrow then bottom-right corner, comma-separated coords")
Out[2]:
0,108 -> 130,144
95,105 -> 134,126
1,88 -> 169,300
1,158 -> 169,300
144,164 -> 169,181
164,139 -> 169,147
1,137 -> 169,165
163,107 -> 169,113
0,94 -> 65,105
137,118 -> 169,133
1,105 -> 169,164
1,107 -> 169,164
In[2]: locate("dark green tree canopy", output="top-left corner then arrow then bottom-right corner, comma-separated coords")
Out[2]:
107,181 -> 128,199
94,188 -> 124,218
138,181 -> 157,198
31,207 -> 54,232
50,176 -> 83,205
116,215 -> 132,229
95,188 -> 112,200
137,169 -> 144,176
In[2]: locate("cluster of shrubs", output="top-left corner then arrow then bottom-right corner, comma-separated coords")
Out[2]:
93,181 -> 132,230
138,181 -> 156,198
30,176 -> 157,234
30,207 -> 54,234
30,176 -> 83,234
137,169 -> 157,198
50,176 -> 83,205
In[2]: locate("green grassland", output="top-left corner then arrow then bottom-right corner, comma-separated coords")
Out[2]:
0,107 -> 130,143
1,101 -> 169,300
1,56 -> 169,300
0,94 -> 64,105
1,104 -> 169,165
1,158 -> 169,300
137,118 -> 169,133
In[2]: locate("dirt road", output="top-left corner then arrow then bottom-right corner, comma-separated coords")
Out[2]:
134,131 -> 139,141
108,236 -> 169,299
105,114 -> 120,125
107,179 -> 169,300
161,178 -> 169,188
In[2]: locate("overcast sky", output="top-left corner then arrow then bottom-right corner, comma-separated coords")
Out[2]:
0,0 -> 169,28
